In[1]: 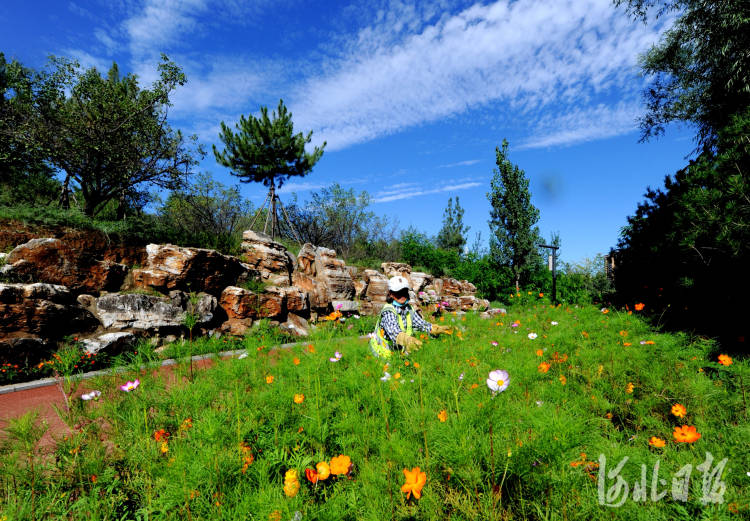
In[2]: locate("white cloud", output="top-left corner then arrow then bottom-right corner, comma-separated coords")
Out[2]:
372,180 -> 482,203
124,0 -> 208,59
440,159 -> 480,168
277,181 -> 326,194
518,101 -> 642,149
290,0 -> 668,150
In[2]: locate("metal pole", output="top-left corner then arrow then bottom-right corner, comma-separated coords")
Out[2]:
552,247 -> 557,305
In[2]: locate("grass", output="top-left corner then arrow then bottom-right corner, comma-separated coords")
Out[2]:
1,301 -> 748,520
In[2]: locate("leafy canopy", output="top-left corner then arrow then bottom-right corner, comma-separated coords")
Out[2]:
213,99 -> 325,188
614,0 -> 750,150
487,139 -> 542,290
436,196 -> 470,253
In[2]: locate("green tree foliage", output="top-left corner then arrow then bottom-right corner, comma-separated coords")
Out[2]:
615,109 -> 750,347
487,140 -> 543,291
436,196 -> 470,253
38,55 -> 202,217
284,183 -> 398,261
0,53 -> 58,205
614,0 -> 750,149
159,173 -> 254,254
213,99 -> 325,190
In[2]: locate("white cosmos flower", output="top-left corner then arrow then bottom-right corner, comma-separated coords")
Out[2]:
486,370 -> 510,393
551,321 -> 558,326
528,333 -> 538,340
81,390 -> 101,401
238,353 -> 248,359
380,372 -> 391,381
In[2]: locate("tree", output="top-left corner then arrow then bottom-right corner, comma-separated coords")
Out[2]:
0,53 -> 58,204
487,139 -> 542,291
436,197 -> 470,253
614,0 -> 750,150
159,173 -> 254,254
37,55 -> 202,217
213,99 -> 325,240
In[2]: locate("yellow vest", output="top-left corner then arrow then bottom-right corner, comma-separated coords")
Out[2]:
369,303 -> 414,358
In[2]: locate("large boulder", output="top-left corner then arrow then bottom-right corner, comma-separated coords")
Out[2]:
314,247 -> 354,300
459,280 -> 477,295
219,286 -> 286,320
363,270 -> 388,303
410,272 -> 432,292
5,238 -> 131,294
131,244 -> 247,296
281,286 -> 309,315
458,295 -> 490,311
292,272 -> 329,310
86,291 -> 216,332
0,283 -> 98,364
441,278 -> 463,296
81,332 -> 136,355
0,283 -> 98,339
280,313 -> 310,337
240,230 -> 294,286
381,262 -> 411,279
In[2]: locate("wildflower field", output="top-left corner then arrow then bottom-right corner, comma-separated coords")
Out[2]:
1,301 -> 748,520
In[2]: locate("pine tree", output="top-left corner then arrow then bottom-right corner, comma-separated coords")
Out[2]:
487,139 -> 542,292
436,196 -> 470,253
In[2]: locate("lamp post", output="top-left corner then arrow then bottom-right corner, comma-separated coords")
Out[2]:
538,244 -> 559,304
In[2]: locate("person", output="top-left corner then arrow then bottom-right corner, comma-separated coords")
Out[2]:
369,275 -> 452,358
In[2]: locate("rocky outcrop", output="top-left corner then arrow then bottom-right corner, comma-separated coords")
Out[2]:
441,278 -> 463,296
314,247 -> 354,300
381,262 -> 411,280
410,272 -> 432,292
0,283 -> 98,339
81,332 -> 136,355
240,231 -> 294,286
219,286 -> 286,321
458,295 -> 490,311
85,291 -> 216,332
5,238 -> 131,294
131,244 -> 246,296
280,313 -> 310,337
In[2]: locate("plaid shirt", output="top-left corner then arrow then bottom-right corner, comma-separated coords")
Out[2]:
381,303 -> 432,344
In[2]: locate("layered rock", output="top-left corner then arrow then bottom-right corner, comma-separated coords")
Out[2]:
381,262 -> 411,280
240,231 -> 294,286
81,332 -> 136,355
131,244 -> 246,296
219,286 -> 286,321
0,283 -> 98,363
5,238 -> 131,294
409,272 -> 432,292
280,313 -> 310,337
441,278 -> 463,296
85,291 -> 216,332
314,247 -> 354,300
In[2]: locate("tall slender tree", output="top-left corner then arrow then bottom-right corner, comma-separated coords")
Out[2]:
487,139 -> 542,292
436,196 -> 470,253
213,99 -> 325,239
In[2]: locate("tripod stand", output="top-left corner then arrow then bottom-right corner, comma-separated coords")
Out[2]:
247,180 -> 303,244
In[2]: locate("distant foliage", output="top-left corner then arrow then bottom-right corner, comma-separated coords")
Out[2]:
436,197 -> 469,253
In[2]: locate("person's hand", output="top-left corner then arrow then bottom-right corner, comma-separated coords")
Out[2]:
397,332 -> 423,350
430,324 -> 453,335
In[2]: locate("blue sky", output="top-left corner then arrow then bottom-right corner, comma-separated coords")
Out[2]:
0,0 -> 695,264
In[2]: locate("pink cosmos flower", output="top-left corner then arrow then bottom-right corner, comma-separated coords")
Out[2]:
120,379 -> 140,392
329,351 -> 343,362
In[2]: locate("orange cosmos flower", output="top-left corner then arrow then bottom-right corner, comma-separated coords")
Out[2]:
634,302 -> 645,311
623,342 -> 632,346
316,461 -> 330,480
266,375 -> 274,384
153,429 -> 169,442
305,467 -> 319,483
401,467 -> 427,500
330,454 -> 352,475
718,354 -> 732,366
538,362 -> 551,373
535,349 -> 544,357
559,375 -> 567,385
413,362 -> 420,368
394,372 -> 401,379
649,436 -> 666,448
671,403 -> 687,418
307,344 -> 315,353
293,393 -> 305,404
437,410 -> 447,422
673,425 -> 701,443
293,357 -> 300,365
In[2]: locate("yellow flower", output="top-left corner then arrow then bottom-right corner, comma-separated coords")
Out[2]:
330,454 -> 352,475
437,410 -> 447,422
394,372 -> 401,379
316,461 -> 331,480
266,375 -> 274,384
283,481 -> 299,497
671,403 -> 687,418
649,436 -> 666,448
293,393 -> 305,404
401,467 -> 427,500
559,375 -> 567,386
537,362 -> 551,373
160,442 -> 169,454
625,382 -> 634,394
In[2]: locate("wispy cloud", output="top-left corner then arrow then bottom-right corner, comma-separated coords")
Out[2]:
372,179 -> 482,203
291,0 -> 668,150
277,181 -> 326,194
440,159 -> 480,168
